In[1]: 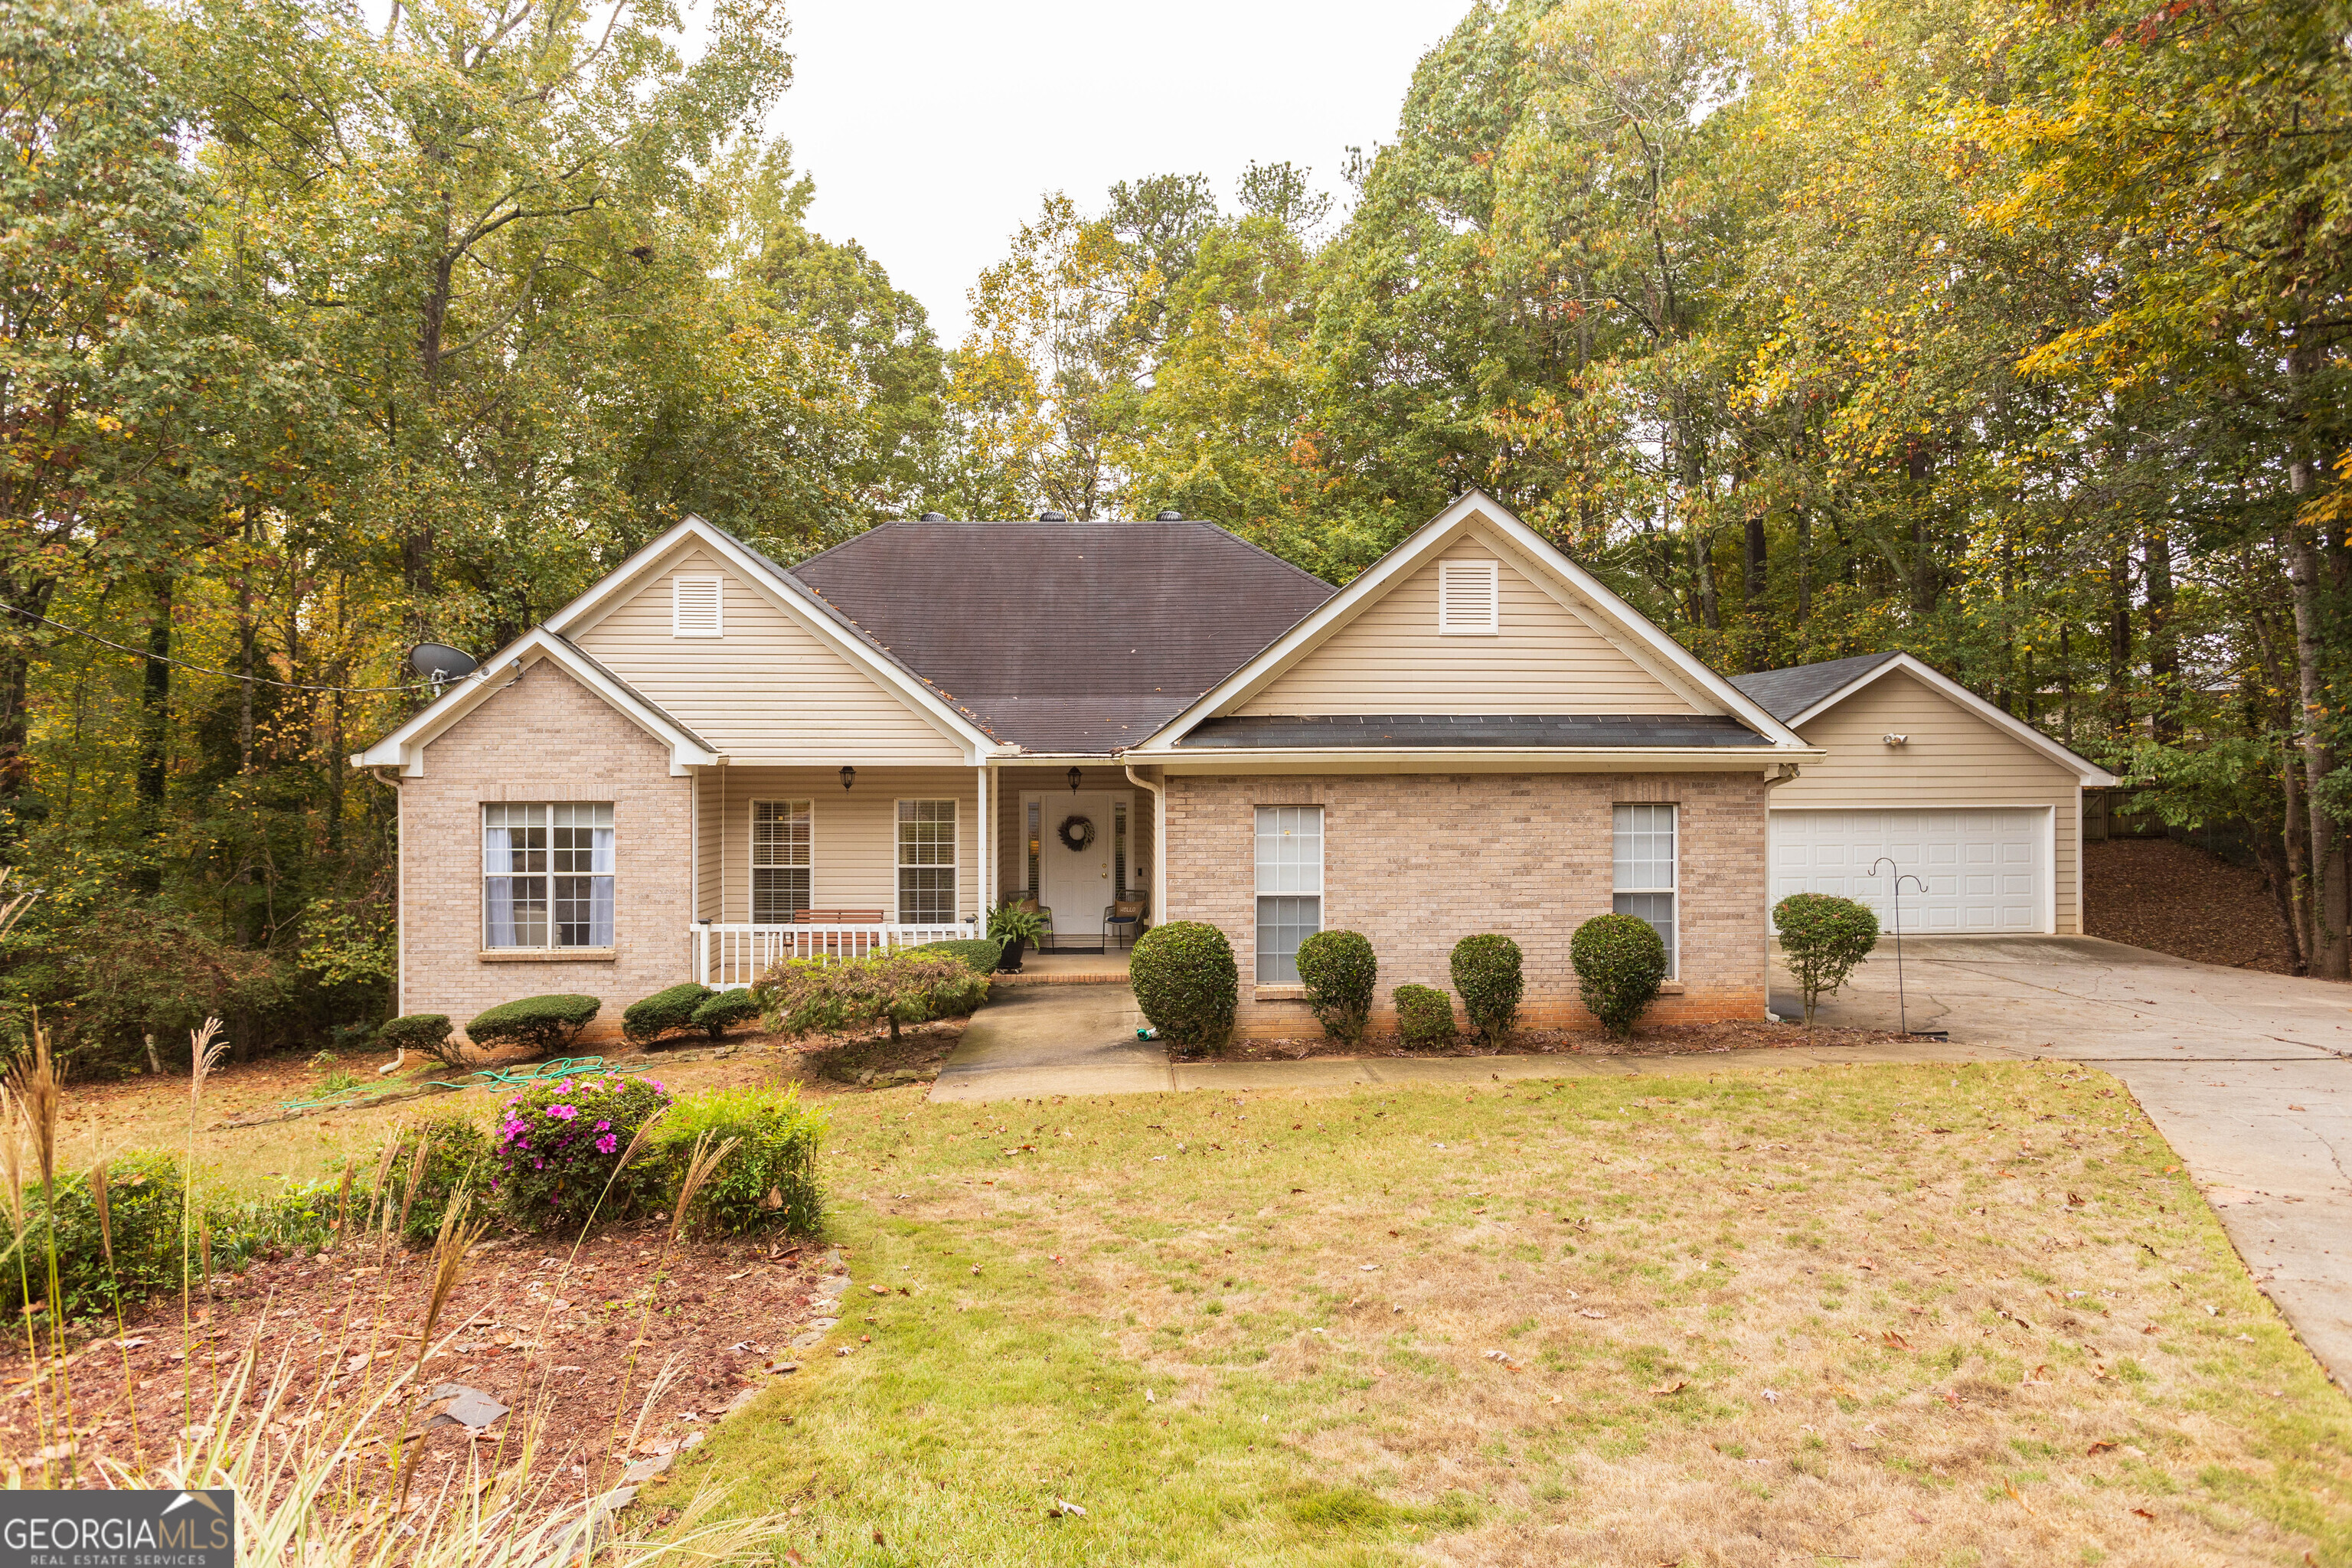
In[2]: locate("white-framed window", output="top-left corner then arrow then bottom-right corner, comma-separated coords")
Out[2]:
1254,805 -> 1322,984
1438,559 -> 1500,635
1612,802 -> 1676,978
752,799 -> 812,923
897,799 -> 957,923
671,574 -> 723,638
484,802 -> 612,949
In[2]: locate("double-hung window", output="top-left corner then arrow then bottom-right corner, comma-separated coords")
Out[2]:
1254,805 -> 1322,984
752,800 -> 812,922
1612,802 -> 1676,976
484,803 -> 613,949
897,800 -> 957,923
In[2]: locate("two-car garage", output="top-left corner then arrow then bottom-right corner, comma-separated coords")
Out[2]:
1729,653 -> 2115,936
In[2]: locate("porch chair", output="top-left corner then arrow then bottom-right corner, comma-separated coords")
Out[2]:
1103,895 -> 1148,950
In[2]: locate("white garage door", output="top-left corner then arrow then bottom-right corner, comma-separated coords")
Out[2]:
1769,808 -> 2050,933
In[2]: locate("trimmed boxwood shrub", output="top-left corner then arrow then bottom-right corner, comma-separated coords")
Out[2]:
1773,893 -> 1880,1024
467,994 -> 601,1054
378,1012 -> 463,1068
691,989 -> 763,1035
492,1071 -> 671,1231
755,951 -> 991,1042
384,1112 -> 493,1244
1295,930 -> 1377,1044
652,1086 -> 825,1235
1129,921 -> 1237,1054
910,936 -> 1007,975
1393,984 -> 1455,1050
0,1151 -> 186,1323
623,983 -> 716,1046
1450,934 -> 1524,1046
1570,914 -> 1668,1038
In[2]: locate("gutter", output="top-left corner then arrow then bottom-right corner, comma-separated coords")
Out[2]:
1119,746 -> 1825,775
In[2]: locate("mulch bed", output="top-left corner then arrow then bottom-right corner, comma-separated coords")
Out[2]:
1207,1018 -> 1913,1063
0,1218 -> 844,1498
2086,837 -> 2303,975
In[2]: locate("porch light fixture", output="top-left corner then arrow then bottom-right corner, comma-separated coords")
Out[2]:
839,766 -> 857,791
1067,766 -> 1082,794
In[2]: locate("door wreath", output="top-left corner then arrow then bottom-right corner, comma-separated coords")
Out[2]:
1057,815 -> 1097,852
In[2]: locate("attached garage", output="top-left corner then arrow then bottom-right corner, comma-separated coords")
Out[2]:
1729,653 -> 2115,936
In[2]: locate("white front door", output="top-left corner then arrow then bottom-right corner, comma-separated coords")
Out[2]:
1040,792 -> 1119,946
1769,808 -> 2052,934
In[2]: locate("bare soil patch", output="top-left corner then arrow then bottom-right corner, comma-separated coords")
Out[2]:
2086,837 -> 2303,975
1210,1017 -> 1911,1063
0,1219 -> 840,1499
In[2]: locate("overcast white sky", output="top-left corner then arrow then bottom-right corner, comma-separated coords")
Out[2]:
762,0 -> 1472,342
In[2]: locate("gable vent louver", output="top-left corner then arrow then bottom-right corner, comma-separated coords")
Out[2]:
1438,560 -> 1500,635
671,575 -> 724,638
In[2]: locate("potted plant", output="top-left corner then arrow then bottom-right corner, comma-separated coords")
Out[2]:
986,900 -> 1049,972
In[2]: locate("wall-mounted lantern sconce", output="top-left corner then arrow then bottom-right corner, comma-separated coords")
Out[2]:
1881,733 -> 1909,748
839,766 -> 857,791
1067,766 -> 1083,794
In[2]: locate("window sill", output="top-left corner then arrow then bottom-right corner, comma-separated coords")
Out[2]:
1659,980 -> 1684,995
1253,985 -> 1309,1001
479,948 -> 618,962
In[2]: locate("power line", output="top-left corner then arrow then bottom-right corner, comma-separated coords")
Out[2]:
2,605 -> 439,695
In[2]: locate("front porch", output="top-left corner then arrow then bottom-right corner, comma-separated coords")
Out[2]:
686,763 -> 1155,986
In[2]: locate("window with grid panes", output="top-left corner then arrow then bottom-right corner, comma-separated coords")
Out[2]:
1612,802 -> 1677,976
897,799 -> 956,923
752,800 -> 812,922
483,803 -> 612,948
1253,805 -> 1322,983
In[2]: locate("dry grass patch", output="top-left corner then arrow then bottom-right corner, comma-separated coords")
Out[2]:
672,1060 -> 2351,1566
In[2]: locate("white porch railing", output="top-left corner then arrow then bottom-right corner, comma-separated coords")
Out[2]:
694,923 -> 973,988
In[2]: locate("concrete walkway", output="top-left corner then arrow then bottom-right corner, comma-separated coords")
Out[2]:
931,982 -> 1164,1099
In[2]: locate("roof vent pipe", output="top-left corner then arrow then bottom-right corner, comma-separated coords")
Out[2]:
1155,509 -> 1183,521
919,511 -> 947,521
1038,509 -> 1068,521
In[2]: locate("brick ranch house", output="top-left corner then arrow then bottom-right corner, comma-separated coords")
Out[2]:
356,492 -> 1829,1041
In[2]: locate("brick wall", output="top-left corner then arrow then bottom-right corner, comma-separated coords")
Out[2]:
1161,772 -> 1769,1037
398,661 -> 694,1043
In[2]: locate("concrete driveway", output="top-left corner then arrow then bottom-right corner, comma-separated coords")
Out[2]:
1785,936 -> 2352,1385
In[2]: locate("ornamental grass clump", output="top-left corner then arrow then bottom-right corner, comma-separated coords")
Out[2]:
1449,934 -> 1524,1046
491,1072 -> 670,1232
1570,913 -> 1668,1038
1773,892 -> 1881,1025
1129,921 -> 1237,1054
1294,929 -> 1377,1044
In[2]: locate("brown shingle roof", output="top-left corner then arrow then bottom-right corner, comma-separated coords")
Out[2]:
788,519 -> 1335,753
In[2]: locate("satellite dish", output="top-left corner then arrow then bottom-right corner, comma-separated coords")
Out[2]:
407,643 -> 479,684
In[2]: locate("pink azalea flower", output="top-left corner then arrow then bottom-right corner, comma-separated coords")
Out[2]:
596,1132 -> 618,1155
547,1104 -> 578,1121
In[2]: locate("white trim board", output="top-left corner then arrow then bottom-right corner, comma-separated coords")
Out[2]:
1782,652 -> 2117,788
1128,491 -> 1808,755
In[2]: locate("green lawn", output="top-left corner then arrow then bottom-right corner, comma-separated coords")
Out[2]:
658,1060 -> 2352,1566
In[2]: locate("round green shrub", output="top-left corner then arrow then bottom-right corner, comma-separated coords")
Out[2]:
1450,934 -> 1524,1045
492,1071 -> 671,1231
466,994 -> 601,1054
652,1086 -> 826,1235
1129,921 -> 1237,1054
690,988 -> 762,1035
1295,929 -> 1377,1044
378,1012 -> 462,1067
0,1150 -> 185,1324
909,936 -> 1007,975
1393,984 -> 1456,1050
1570,914 -> 1668,1038
384,1112 -> 493,1244
622,983 -> 716,1046
1772,893 -> 1880,1024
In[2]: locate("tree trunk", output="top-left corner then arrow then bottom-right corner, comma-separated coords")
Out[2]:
0,576 -> 56,841
1693,529 -> 1720,631
2105,526 -> 2133,736
2144,521 -> 2178,743
1794,505 -> 1811,623
135,573 -> 173,897
2285,507 -> 2347,978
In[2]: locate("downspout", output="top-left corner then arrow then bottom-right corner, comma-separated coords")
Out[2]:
360,763 -> 404,1015
1124,763 -> 1165,928
1761,759 -> 1802,1020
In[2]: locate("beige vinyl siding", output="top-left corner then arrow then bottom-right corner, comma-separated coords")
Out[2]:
694,769 -> 723,921
697,766 -> 978,924
1773,668 -> 2084,933
1236,538 -> 1700,716
571,548 -> 968,765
